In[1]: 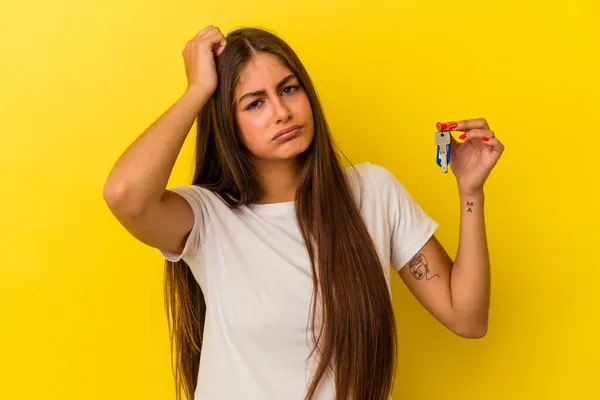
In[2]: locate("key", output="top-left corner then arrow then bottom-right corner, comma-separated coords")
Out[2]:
434,130 -> 451,173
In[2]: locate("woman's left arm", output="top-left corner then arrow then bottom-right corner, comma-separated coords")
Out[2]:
398,192 -> 490,339
451,190 -> 490,336
398,118 -> 504,339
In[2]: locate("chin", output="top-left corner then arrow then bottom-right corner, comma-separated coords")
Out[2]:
274,133 -> 313,160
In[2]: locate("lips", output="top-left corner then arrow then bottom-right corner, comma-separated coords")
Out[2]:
273,125 -> 302,140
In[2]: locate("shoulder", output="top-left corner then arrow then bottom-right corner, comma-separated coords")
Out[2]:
166,184 -> 230,213
344,161 -> 401,194
167,184 -> 209,203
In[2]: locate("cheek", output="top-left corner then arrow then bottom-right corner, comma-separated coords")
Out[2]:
297,94 -> 314,134
236,115 -> 268,150
297,94 -> 314,129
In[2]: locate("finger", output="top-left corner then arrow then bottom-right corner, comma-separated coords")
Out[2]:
204,29 -> 226,53
197,25 -> 215,37
436,121 -> 458,131
192,29 -> 224,53
215,36 -> 227,56
199,28 -> 221,43
472,136 -> 505,154
457,129 -> 495,141
211,36 -> 226,56
481,137 -> 505,159
484,137 -> 505,154
449,118 -> 490,132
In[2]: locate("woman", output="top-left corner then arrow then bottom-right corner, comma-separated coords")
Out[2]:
103,26 -> 504,400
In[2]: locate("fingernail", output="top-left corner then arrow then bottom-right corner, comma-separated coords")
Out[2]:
440,123 -> 448,129
459,133 -> 467,140
482,137 -> 490,142
436,122 -> 442,130
448,122 -> 458,129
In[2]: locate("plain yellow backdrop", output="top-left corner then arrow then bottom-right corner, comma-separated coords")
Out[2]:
1,0 -> 598,399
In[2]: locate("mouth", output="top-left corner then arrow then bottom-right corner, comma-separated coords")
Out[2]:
273,125 -> 302,142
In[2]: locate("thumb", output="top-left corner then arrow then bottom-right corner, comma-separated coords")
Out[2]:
215,36 -> 227,56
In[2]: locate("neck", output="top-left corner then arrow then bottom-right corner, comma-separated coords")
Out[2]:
253,158 -> 303,204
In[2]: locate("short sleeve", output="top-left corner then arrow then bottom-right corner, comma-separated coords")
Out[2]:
367,164 -> 439,271
159,185 -> 209,263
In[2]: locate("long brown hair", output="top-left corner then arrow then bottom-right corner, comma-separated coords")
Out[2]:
164,27 -> 397,400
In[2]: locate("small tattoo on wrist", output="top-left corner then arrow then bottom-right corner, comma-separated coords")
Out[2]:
467,201 -> 473,213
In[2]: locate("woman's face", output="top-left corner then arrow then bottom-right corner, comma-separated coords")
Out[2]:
234,52 -> 314,162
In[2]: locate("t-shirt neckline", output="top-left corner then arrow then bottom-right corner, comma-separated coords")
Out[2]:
247,200 -> 296,215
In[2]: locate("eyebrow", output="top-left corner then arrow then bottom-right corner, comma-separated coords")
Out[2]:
238,74 -> 297,104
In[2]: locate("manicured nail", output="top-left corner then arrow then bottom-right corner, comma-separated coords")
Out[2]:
448,122 -> 458,129
436,122 -> 442,130
482,137 -> 490,142
440,123 -> 448,129
459,133 -> 467,140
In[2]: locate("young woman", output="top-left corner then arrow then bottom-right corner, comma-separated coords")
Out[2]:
103,26 -> 504,400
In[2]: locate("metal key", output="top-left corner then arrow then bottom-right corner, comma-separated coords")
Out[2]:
434,130 -> 451,173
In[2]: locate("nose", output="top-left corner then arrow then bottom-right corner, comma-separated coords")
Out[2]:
273,96 -> 292,123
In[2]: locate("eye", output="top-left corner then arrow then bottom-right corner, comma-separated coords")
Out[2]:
246,100 -> 263,110
282,85 -> 299,95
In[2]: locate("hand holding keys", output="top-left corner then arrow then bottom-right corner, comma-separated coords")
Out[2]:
435,128 -> 451,173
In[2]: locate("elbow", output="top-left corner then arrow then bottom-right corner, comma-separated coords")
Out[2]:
451,317 -> 488,339
103,182 -> 144,217
455,324 -> 487,339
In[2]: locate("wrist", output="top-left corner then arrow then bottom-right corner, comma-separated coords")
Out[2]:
458,189 -> 485,200
182,86 -> 212,111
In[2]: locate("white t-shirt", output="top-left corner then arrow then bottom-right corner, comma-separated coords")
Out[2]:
160,162 -> 438,400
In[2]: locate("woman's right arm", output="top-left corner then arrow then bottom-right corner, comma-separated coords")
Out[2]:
103,26 -> 227,255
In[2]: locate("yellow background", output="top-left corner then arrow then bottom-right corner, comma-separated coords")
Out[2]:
1,0 -> 598,399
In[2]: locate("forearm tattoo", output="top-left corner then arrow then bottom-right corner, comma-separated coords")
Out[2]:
408,253 -> 440,281
467,201 -> 473,213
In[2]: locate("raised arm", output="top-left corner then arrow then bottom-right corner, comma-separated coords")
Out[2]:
103,26 -> 226,254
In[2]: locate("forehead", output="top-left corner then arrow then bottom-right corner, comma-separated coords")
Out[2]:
235,53 -> 293,93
